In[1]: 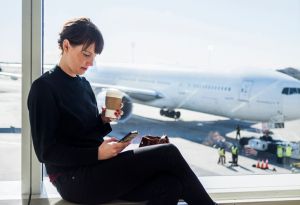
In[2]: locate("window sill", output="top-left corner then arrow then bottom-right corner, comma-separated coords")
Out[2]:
0,174 -> 300,204
201,174 -> 300,203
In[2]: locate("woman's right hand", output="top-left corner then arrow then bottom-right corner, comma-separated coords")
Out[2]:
98,137 -> 130,160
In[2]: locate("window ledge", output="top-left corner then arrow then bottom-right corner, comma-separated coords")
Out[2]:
201,174 -> 300,203
1,174 -> 300,204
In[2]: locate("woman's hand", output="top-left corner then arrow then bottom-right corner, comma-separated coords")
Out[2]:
98,137 -> 130,160
101,107 -> 112,124
101,106 -> 123,123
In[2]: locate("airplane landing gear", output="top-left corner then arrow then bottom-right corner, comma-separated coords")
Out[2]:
160,108 -> 181,119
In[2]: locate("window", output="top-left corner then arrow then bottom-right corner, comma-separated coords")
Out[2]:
0,0 -> 21,183
44,0 -> 300,178
290,88 -> 297,95
282,87 -> 289,95
282,87 -> 300,95
41,0 -> 300,201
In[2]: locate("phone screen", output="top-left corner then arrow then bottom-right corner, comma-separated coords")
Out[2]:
118,131 -> 139,142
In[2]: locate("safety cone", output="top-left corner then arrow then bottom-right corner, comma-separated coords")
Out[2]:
256,160 -> 261,168
261,160 -> 266,169
265,159 -> 269,169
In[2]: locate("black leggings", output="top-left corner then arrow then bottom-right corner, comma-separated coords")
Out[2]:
54,144 -> 215,205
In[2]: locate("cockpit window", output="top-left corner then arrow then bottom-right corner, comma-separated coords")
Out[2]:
282,88 -> 289,94
282,87 -> 300,95
290,88 -> 297,95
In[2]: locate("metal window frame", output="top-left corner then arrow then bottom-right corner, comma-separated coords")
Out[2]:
22,0 -> 43,196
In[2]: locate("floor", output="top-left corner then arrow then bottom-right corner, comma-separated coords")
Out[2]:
1,198 -> 300,205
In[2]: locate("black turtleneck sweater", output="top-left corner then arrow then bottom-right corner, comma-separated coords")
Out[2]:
27,66 -> 112,174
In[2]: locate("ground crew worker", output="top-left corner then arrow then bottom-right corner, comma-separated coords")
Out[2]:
284,144 -> 292,165
236,124 -> 241,141
218,147 -> 226,165
231,145 -> 239,166
277,144 -> 283,164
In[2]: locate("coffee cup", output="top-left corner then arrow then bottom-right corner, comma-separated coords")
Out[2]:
105,89 -> 123,120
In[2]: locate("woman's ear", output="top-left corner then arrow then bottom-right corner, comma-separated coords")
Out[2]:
62,39 -> 70,53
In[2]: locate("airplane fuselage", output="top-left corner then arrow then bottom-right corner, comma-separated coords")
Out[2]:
85,65 -> 300,123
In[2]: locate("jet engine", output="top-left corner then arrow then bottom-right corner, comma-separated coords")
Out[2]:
95,90 -> 133,122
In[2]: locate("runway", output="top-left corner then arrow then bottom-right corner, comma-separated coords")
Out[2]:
0,68 -> 299,181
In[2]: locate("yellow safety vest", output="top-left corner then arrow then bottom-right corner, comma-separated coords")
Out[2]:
218,148 -> 225,156
231,147 -> 238,155
285,146 -> 292,157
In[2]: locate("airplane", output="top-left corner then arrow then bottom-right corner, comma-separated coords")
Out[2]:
0,71 -> 21,80
1,62 -> 300,128
0,63 -> 21,80
0,63 -> 51,80
84,63 -> 300,128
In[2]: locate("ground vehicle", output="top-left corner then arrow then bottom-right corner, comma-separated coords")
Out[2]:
291,162 -> 300,173
248,138 -> 269,151
241,135 -> 300,159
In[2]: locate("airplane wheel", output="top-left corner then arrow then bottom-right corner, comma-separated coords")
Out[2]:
175,111 -> 181,119
169,110 -> 175,117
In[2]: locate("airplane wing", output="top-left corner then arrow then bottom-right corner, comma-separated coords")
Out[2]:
90,82 -> 164,101
0,72 -> 21,80
0,63 -> 55,81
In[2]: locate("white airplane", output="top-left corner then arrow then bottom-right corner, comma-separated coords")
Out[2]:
0,63 -> 51,80
0,63 -> 21,80
84,64 -> 300,128
2,63 -> 300,128
0,71 -> 21,80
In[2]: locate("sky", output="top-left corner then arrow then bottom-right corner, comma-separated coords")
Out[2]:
1,0 -> 300,70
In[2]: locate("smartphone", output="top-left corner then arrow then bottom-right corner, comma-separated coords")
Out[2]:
118,131 -> 139,143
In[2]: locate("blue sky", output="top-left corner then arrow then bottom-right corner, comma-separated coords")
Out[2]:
1,0 -> 300,70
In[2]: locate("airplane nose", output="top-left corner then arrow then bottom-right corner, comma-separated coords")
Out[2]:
282,90 -> 300,120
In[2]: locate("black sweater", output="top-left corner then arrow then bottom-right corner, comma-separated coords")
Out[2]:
27,66 -> 112,174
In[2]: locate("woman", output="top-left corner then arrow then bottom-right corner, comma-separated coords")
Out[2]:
28,17 -> 217,205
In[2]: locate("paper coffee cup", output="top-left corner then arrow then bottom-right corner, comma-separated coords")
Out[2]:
105,89 -> 123,119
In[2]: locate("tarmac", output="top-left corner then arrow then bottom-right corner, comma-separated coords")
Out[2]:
0,65 -> 299,181
111,104 -> 297,177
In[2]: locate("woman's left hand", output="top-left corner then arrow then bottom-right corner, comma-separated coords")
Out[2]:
101,107 -> 111,123
101,107 -> 124,123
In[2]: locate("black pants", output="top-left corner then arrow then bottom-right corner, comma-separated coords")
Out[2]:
232,154 -> 238,165
277,156 -> 283,164
54,144 -> 215,205
218,156 -> 225,165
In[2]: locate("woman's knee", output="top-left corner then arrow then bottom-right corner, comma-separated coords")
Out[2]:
156,143 -> 180,155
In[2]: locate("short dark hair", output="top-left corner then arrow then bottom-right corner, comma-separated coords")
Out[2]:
58,17 -> 104,54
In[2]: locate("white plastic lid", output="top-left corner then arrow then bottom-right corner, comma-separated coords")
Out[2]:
106,89 -> 123,98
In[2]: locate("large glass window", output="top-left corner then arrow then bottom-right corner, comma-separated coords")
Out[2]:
44,0 -> 300,180
0,1 -> 22,182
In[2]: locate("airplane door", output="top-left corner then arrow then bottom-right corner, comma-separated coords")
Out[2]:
239,80 -> 253,101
